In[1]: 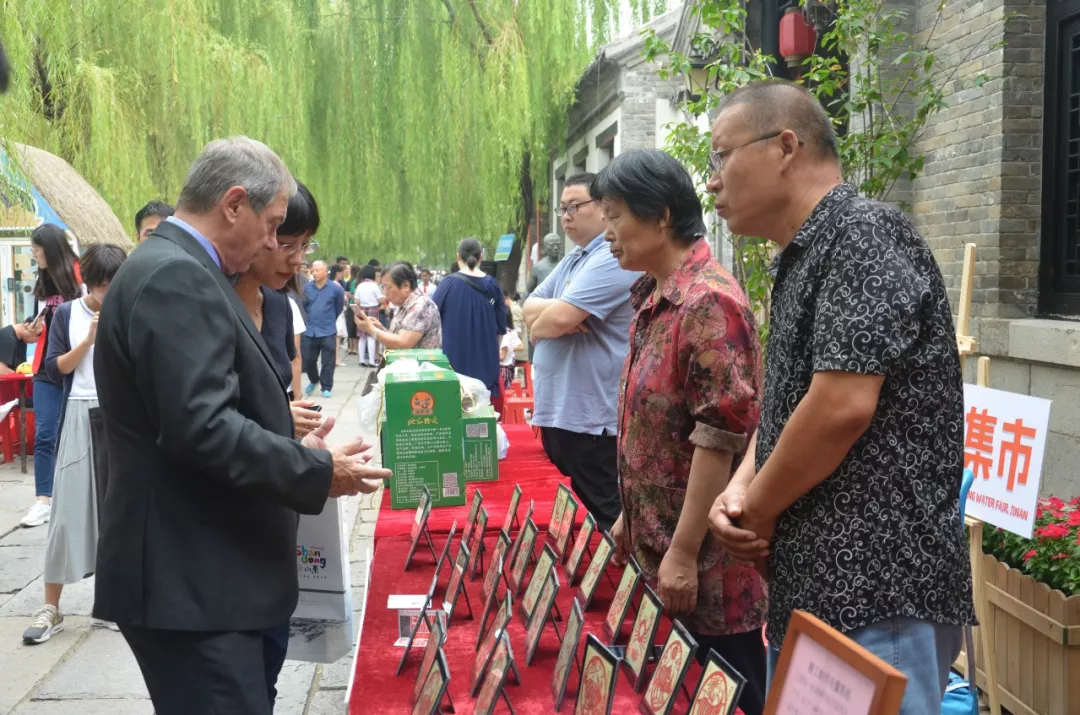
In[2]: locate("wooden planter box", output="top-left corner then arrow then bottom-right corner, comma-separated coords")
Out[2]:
954,554 -> 1080,715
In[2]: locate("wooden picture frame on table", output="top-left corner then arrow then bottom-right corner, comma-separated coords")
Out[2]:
524,567 -> 561,666
621,583 -> 663,692
472,593 -> 511,696
432,518 -> 458,584
466,505 -> 489,580
574,633 -> 620,715
564,513 -> 596,585
551,599 -> 585,712
396,574 -> 441,676
482,530 -> 512,604
412,649 -> 451,715
443,542 -> 472,624
688,649 -> 747,715
576,532 -> 615,610
505,499 -> 536,570
459,489 -> 484,552
763,610 -> 907,715
508,518 -> 539,599
553,485 -> 579,560
412,617 -> 447,705
476,591 -> 514,667
639,620 -> 698,715
518,543 -> 558,624
602,557 -> 642,644
404,487 -> 434,570
501,484 -> 523,535
473,632 -> 518,715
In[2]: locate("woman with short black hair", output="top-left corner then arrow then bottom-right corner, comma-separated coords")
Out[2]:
355,260 -> 441,351
595,150 -> 769,714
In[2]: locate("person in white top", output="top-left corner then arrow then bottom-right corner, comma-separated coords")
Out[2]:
417,268 -> 435,296
499,327 -> 523,392
23,243 -> 128,645
289,294 -> 306,397
353,265 -> 383,367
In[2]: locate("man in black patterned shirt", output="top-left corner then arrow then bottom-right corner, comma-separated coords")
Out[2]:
706,80 -> 975,713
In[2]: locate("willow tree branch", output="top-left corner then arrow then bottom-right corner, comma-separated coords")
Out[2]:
466,0 -> 494,44
440,0 -> 457,27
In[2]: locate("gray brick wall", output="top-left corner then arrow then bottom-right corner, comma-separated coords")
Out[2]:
911,0 -> 1045,320
618,63 -> 683,152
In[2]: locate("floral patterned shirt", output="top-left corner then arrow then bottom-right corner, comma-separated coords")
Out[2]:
389,291 -> 442,350
617,239 -> 767,636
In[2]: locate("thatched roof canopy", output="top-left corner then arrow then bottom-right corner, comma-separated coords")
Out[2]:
11,143 -> 132,250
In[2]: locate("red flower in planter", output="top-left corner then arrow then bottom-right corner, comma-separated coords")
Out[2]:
1036,523 -> 1072,540
1053,552 -> 1070,560
1023,549 -> 1037,561
1046,497 -> 1067,511
1069,511 -> 1080,527
1072,495 -> 1080,507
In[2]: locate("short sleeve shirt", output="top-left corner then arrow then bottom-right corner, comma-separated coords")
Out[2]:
530,234 -> 640,435
759,184 -> 976,646
389,292 -> 442,349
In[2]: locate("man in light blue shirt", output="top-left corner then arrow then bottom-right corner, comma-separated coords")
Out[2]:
524,173 -> 639,531
301,260 -> 345,397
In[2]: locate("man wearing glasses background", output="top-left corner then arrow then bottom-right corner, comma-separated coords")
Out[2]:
523,173 -> 639,532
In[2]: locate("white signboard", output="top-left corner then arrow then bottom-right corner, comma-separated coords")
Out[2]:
963,384 -> 1052,538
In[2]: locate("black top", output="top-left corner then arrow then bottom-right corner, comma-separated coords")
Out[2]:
92,220 -> 333,632
758,184 -> 975,646
259,287 -> 296,390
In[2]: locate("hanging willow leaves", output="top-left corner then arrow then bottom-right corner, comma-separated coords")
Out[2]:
0,0 -> 662,263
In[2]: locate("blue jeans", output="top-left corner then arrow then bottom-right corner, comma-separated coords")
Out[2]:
32,380 -> 64,498
767,617 -> 962,715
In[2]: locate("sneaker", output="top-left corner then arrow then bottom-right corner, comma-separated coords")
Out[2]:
322,390 -> 332,398
23,605 -> 64,644
304,383 -> 317,396
90,618 -> 120,632
20,501 -> 51,528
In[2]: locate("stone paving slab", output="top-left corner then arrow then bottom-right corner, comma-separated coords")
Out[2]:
305,689 -> 349,715
0,546 -> 43,596
0,482 -> 36,535
33,628 -> 149,700
274,661 -> 318,715
0,524 -> 48,548
0,616 -> 88,714
0,577 -> 95,619
11,700 -> 154,715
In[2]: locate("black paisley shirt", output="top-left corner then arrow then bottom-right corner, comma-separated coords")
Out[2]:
758,184 -> 976,647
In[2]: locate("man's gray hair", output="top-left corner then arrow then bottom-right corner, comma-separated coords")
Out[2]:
177,137 -> 297,214
311,259 -> 328,269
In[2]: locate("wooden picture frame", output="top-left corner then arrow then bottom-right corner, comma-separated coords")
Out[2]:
459,489 -> 484,552
564,513 -> 596,585
472,597 -> 511,697
639,620 -> 698,715
412,649 -> 450,715
506,499 -> 536,570
478,590 -> 513,659
763,610 -> 907,715
524,566 -> 561,666
482,530 -> 512,604
404,487 -> 434,570
473,632 -> 517,715
443,542 -> 472,623
574,633 -> 620,715
602,557 -> 642,643
476,552 -> 506,649
501,484 -> 523,535
623,583 -> 662,692
551,599 -> 585,712
688,648 -> 747,715
508,518 -> 539,598
466,505 -> 489,580
412,617 -> 446,704
396,574 -> 440,676
547,484 -> 579,557
576,532 -> 615,610
432,518 -> 458,583
519,543 -> 558,624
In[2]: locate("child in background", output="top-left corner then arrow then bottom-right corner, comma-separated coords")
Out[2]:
499,326 -> 522,391
23,243 -> 127,644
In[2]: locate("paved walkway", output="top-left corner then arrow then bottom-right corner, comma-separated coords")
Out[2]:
0,364 -> 381,715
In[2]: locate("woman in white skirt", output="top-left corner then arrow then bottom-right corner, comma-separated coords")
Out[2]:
23,244 -> 127,644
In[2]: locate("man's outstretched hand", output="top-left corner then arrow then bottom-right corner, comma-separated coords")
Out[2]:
303,417 -> 392,496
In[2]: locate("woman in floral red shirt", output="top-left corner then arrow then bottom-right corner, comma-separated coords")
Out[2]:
591,151 -> 768,714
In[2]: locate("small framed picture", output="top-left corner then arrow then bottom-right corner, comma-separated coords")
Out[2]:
460,489 -> 484,551
508,518 -> 539,598
412,617 -> 446,704
432,518 -> 458,581
466,505 -> 489,580
411,649 -> 449,715
764,609 -> 908,715
519,544 -> 558,624
547,484 -> 579,557
551,599 -> 585,712
524,567 -> 561,665
506,500 -> 536,570
639,620 -> 698,715
478,591 -> 513,661
501,484 -> 523,534
474,632 -> 517,715
564,513 -> 596,585
403,487 -> 433,571
688,649 -> 747,715
574,633 -> 620,715
472,597 -> 510,696
623,583 -> 662,692
482,530 -> 512,604
602,557 -> 642,643
396,574 -> 440,676
476,553 -> 506,649
576,532 -> 615,610
443,542 -> 471,622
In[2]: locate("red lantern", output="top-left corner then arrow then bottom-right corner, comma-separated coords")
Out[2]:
779,6 -> 817,69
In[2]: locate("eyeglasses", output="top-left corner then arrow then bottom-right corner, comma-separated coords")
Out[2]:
555,200 -> 596,218
708,131 -> 803,175
277,240 -> 318,256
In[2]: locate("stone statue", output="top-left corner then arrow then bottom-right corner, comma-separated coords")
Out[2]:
527,232 -> 563,295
